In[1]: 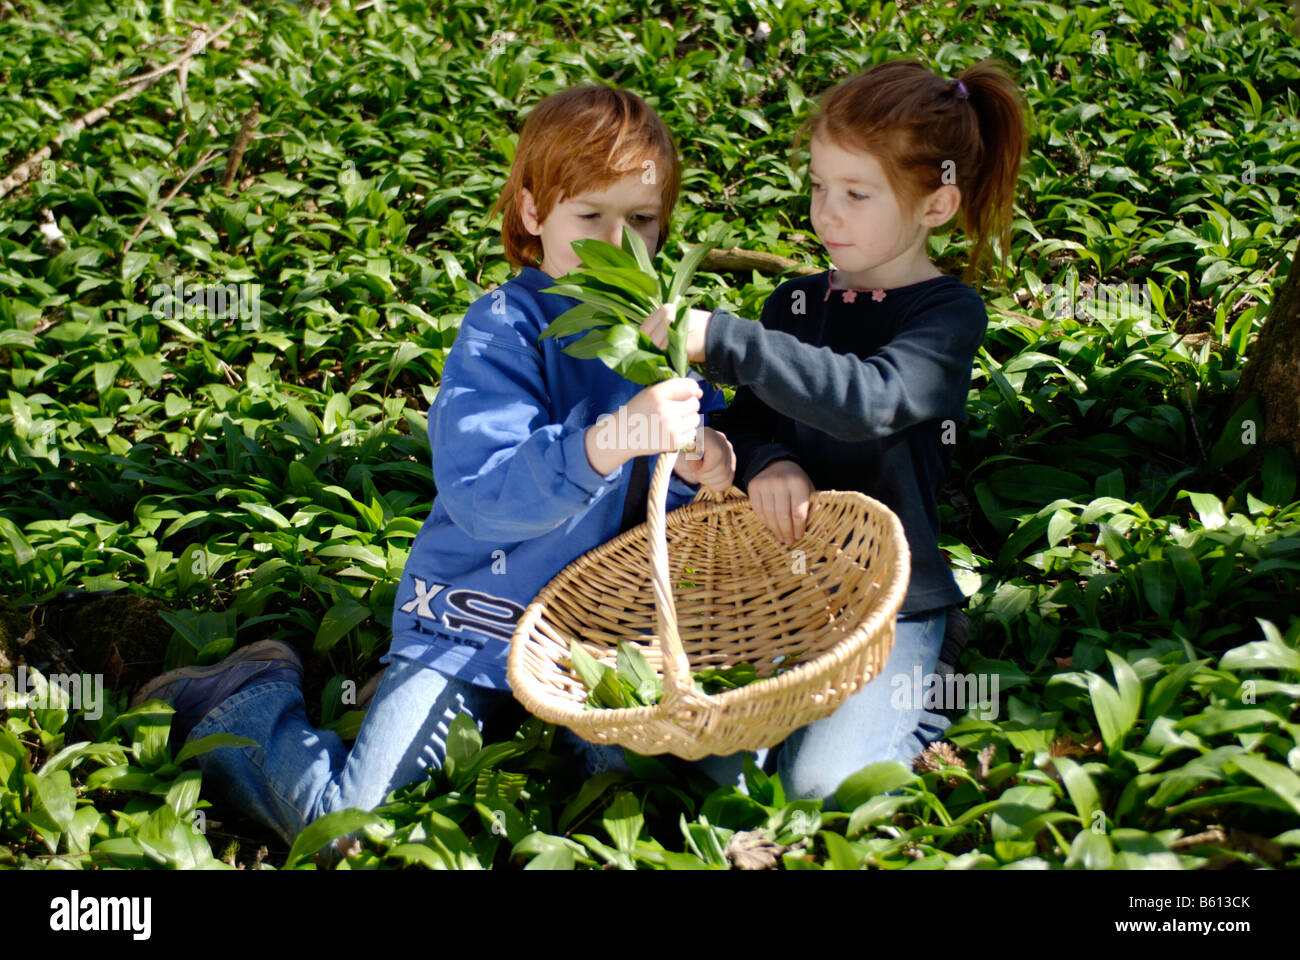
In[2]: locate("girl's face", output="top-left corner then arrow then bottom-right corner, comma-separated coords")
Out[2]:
808,135 -> 931,287
520,171 -> 663,279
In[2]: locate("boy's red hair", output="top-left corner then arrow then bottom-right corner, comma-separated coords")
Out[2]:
492,85 -> 682,269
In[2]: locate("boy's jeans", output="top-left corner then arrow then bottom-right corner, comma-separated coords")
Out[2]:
188,607 -> 948,844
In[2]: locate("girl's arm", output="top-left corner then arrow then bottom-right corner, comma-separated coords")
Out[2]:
700,286 -> 988,442
688,294 -> 803,491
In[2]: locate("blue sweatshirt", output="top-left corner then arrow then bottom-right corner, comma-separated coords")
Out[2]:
385,266 -> 725,689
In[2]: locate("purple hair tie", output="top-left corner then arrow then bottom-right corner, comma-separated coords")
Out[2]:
954,79 -> 969,100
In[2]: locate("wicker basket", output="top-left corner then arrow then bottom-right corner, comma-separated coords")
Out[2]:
506,450 -> 910,760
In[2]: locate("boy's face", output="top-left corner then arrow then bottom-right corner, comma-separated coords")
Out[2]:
520,171 -> 663,279
807,135 -> 929,285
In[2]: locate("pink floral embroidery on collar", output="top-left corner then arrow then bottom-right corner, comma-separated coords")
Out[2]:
825,270 -> 887,303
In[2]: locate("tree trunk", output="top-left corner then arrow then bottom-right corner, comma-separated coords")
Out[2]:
1231,248 -> 1300,473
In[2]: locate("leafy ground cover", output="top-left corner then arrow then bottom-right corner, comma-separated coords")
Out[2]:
1,0 -> 1299,869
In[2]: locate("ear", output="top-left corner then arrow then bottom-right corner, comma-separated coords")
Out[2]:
917,184 -> 961,228
519,187 -> 542,236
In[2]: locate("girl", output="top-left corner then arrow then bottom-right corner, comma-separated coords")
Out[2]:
130,84 -> 736,849
640,58 -> 1028,805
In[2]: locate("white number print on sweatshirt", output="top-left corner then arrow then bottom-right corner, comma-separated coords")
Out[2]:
399,578 -> 524,644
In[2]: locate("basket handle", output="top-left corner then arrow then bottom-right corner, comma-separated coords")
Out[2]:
647,450 -> 707,708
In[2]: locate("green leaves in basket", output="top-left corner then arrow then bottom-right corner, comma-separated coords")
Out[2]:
569,639 -> 661,709
539,222 -> 728,385
567,639 -> 806,709
692,663 -> 759,693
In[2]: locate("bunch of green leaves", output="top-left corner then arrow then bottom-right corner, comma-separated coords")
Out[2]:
539,223 -> 728,385
567,638 -> 800,708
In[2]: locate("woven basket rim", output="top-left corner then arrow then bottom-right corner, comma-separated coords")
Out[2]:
506,487 -> 911,725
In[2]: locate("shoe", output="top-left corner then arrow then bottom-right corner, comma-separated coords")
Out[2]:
934,605 -> 971,677
130,640 -> 304,746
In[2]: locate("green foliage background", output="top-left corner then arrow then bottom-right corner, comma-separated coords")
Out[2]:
0,0 -> 1298,869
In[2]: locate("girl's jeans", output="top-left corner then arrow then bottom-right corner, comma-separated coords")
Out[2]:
188,608 -> 949,844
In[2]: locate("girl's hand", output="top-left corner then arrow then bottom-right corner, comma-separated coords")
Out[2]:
639,306 -> 713,364
672,427 -> 736,492
584,378 -> 702,475
748,459 -> 815,545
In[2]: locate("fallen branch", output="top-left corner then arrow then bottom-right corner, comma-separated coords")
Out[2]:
221,105 -> 260,189
0,13 -> 243,202
120,147 -> 221,257
988,305 -> 1046,328
702,246 -> 820,277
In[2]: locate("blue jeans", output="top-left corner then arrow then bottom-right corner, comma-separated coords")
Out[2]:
188,608 -> 948,843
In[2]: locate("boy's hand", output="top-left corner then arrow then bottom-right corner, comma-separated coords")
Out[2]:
639,306 -> 713,364
584,378 -> 702,476
747,459 -> 814,545
672,427 -> 736,492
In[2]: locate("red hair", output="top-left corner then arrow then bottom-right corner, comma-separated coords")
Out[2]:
794,59 -> 1028,282
491,85 -> 682,269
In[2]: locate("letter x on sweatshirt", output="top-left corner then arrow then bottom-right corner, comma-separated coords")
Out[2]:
385,266 -> 725,689
702,269 -> 989,616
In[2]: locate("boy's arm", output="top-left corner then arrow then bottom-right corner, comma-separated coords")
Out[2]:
430,301 -> 625,543
701,286 -> 989,442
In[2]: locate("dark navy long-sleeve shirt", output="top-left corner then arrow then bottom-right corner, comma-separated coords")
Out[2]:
703,270 -> 987,615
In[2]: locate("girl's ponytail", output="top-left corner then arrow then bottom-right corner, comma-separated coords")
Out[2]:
954,61 -> 1029,282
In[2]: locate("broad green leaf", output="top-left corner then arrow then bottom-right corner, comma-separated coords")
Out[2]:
1261,446 -> 1296,506
1066,829 -> 1114,870
1046,509 -> 1076,547
1086,672 -> 1129,751
1228,755 -> 1300,818
989,465 -> 1090,503
0,515 -> 35,565
164,770 -> 203,818
1145,659 -> 1210,721
568,639 -> 608,696
443,711 -> 483,789
175,733 -> 259,764
1052,757 -> 1099,824
556,770 -> 626,833
314,601 -> 371,653
602,790 -> 645,854
1147,746 -> 1245,806
665,221 -> 728,304
1138,560 -> 1177,620
1164,544 -> 1201,605
820,829 -> 865,870
1106,650 -> 1142,723
539,302 -> 613,340
622,224 -> 654,275
1183,491 -> 1226,529
284,808 -> 385,869
1220,619 -> 1300,674
616,641 -> 661,704
23,770 -> 76,833
835,762 -> 919,812
512,832 -> 582,870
